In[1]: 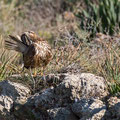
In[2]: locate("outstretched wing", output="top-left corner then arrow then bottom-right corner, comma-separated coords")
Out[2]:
5,35 -> 27,53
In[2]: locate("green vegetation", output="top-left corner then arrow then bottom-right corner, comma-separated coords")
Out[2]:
91,39 -> 120,95
78,0 -> 120,35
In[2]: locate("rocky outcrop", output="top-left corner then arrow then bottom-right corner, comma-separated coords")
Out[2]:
26,73 -> 108,112
0,80 -> 30,115
54,73 -> 108,100
47,107 -> 78,120
72,98 -> 106,120
0,73 -> 119,120
104,97 -> 120,120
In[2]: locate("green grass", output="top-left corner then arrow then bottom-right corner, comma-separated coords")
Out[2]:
87,36 -> 120,95
78,0 -> 120,35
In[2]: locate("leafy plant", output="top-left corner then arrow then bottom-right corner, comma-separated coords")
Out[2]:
92,38 -> 120,95
78,0 -> 120,35
103,56 -> 120,94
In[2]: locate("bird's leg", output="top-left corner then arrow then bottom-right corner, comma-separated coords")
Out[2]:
37,67 -> 46,87
29,67 -> 36,92
41,66 -> 47,85
33,67 -> 37,77
38,67 -> 44,76
42,67 -> 47,86
41,67 -> 44,76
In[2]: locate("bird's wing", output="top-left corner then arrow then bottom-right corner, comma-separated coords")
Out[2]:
5,35 -> 28,53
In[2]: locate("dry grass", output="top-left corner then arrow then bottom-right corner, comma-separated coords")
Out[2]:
84,33 -> 120,95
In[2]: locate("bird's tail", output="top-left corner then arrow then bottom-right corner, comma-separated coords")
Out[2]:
5,35 -> 27,53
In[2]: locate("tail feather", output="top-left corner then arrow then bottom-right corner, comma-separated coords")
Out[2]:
5,35 -> 27,53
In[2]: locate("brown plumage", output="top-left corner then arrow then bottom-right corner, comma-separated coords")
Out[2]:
5,31 -> 52,69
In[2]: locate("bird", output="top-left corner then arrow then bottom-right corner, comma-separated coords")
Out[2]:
5,31 -> 52,76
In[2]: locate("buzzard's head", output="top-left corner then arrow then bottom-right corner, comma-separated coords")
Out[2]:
25,31 -> 37,39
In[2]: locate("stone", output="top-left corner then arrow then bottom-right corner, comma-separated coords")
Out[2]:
54,73 -> 108,102
105,97 -> 120,120
0,73 -> 109,119
0,80 -> 30,115
26,73 -> 108,119
33,73 -> 108,112
72,98 -> 106,120
28,73 -> 108,110
47,107 -> 78,120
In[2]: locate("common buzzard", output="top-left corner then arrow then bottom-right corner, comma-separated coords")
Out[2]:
5,31 -> 52,72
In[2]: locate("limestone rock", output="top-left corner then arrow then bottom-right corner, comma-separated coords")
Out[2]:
25,73 -> 108,119
0,73 -> 109,119
105,97 -> 120,120
47,107 -> 78,120
72,98 -> 106,120
54,73 -> 108,101
0,80 -> 30,115
32,73 -> 108,112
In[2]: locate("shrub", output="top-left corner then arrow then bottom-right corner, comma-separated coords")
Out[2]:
78,0 -> 120,35
89,33 -> 120,95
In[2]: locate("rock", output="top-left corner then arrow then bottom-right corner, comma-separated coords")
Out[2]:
0,73 -> 109,119
32,73 -> 108,111
105,97 -> 120,120
25,73 -> 108,119
47,107 -> 78,120
72,98 -> 106,120
0,80 -> 30,115
25,88 -> 54,120
54,73 -> 108,101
